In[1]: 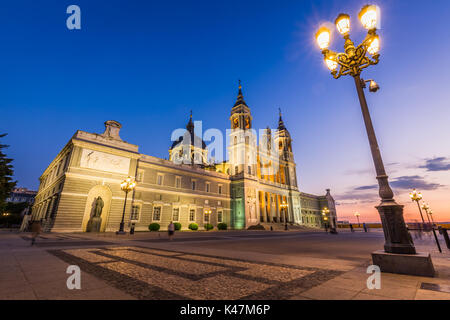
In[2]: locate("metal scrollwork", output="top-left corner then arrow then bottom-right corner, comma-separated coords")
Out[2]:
326,34 -> 380,79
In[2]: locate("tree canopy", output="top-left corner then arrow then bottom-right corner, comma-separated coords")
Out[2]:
0,134 -> 16,213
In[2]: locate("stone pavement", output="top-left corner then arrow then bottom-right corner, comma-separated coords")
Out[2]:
0,229 -> 449,300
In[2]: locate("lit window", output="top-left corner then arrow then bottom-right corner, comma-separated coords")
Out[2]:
157,174 -> 163,186
172,208 -> 179,221
189,209 -> 195,221
137,170 -> 145,182
153,207 -> 161,221
131,205 -> 140,221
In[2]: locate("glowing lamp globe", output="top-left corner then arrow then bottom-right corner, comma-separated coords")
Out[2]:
325,56 -> 338,71
359,5 -> 378,30
315,27 -> 331,50
335,13 -> 350,35
409,189 -> 422,201
367,36 -> 380,55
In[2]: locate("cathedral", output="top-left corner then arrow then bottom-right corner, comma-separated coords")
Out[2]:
31,83 -> 337,232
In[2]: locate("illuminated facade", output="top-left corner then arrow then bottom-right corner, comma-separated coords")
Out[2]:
31,84 -> 337,232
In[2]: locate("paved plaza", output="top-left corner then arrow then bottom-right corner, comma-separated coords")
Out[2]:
1,229 -> 450,300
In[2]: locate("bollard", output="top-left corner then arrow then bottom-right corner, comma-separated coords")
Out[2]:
440,227 -> 450,249
130,223 -> 135,235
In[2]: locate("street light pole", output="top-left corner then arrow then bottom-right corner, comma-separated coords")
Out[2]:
419,200 -> 442,253
117,176 -> 137,235
118,190 -> 129,234
314,6 -> 415,254
280,200 -> 289,231
354,212 -> 361,227
428,210 -> 435,225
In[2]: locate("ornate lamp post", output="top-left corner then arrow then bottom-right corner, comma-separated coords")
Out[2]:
280,201 -> 289,230
409,189 -> 425,224
427,209 -> 435,225
421,202 -> 431,224
354,212 -> 361,227
314,5 -> 416,255
117,176 -> 136,235
415,197 -> 442,253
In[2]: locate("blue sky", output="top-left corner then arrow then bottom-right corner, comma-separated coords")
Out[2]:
1,0 -> 450,222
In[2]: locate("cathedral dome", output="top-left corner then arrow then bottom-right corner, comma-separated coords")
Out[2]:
170,133 -> 207,150
170,112 -> 206,150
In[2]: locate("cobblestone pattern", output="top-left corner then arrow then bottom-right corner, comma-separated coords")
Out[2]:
49,246 -> 343,300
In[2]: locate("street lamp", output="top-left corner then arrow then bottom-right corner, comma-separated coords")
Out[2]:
314,6 -> 416,255
354,212 -> 361,227
204,208 -> 212,229
409,189 -> 426,224
413,194 -> 442,253
117,176 -> 136,235
427,209 -> 435,225
280,201 -> 289,230
421,202 -> 431,223
321,207 -> 329,232
321,207 -> 337,233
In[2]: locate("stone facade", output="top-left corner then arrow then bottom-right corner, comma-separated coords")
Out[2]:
31,85 -> 337,232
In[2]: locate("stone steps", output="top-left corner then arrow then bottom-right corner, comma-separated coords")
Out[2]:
258,223 -> 316,231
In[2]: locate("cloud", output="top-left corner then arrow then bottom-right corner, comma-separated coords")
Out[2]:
335,174 -> 443,205
335,190 -> 378,205
344,162 -> 400,176
419,157 -> 450,172
354,185 -> 377,191
390,175 -> 442,191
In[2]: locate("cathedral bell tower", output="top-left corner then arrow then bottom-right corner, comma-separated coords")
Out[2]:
274,109 -> 297,188
228,81 -> 257,176
230,81 -> 252,131
275,109 -> 294,162
274,108 -> 298,224
228,81 -> 259,229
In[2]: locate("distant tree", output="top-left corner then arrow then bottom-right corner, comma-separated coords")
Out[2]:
0,134 -> 16,213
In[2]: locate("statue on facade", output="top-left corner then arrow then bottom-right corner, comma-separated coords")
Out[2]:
87,196 -> 104,232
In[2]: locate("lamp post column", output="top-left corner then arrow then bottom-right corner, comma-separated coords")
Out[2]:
118,190 -> 128,234
420,205 -> 442,253
353,74 -> 416,254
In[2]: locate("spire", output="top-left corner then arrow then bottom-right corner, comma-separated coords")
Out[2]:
278,108 -> 286,130
186,110 -> 194,133
234,79 -> 248,107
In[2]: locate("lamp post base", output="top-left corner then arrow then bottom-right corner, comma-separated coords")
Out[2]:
376,201 -> 417,254
116,222 -> 126,235
372,250 -> 435,277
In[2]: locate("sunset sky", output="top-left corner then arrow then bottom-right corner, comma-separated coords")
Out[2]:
1,0 -> 449,223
